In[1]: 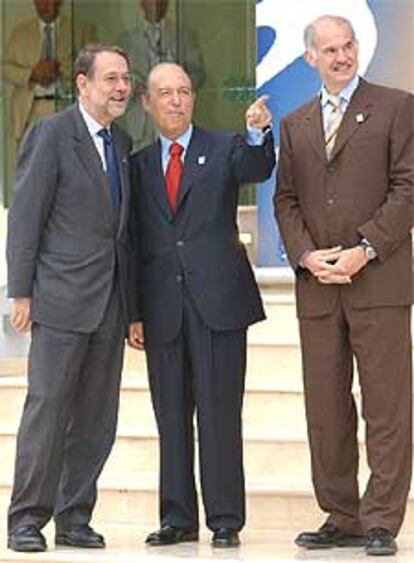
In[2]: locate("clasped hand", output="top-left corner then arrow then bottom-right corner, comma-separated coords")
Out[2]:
303,245 -> 368,284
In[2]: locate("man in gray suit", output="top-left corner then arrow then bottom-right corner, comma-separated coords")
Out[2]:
6,44 -> 132,553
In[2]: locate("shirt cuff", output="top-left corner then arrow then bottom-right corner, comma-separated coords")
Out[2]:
246,125 -> 267,146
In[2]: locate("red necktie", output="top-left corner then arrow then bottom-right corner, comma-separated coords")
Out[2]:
165,142 -> 184,212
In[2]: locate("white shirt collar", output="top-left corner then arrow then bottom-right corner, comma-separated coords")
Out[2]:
38,18 -> 58,32
78,102 -> 110,137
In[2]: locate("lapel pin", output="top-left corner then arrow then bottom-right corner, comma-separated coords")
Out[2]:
356,113 -> 365,123
198,155 -> 206,165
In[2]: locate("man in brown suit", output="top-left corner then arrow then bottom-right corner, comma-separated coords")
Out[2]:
274,15 -> 413,557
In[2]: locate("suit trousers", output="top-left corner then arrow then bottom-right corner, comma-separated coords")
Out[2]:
145,288 -> 247,532
8,284 -> 125,533
299,294 -> 412,536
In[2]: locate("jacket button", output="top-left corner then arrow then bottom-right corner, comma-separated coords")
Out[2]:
327,198 -> 334,205
176,240 -> 184,247
176,274 -> 183,283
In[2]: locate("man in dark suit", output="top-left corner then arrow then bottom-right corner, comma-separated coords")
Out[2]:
6,44 -> 133,552
128,62 -> 275,548
274,15 -> 413,557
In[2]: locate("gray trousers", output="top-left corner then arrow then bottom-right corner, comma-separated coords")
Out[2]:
8,287 -> 125,533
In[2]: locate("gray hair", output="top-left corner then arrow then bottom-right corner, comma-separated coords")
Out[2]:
74,43 -> 130,80
304,15 -> 356,50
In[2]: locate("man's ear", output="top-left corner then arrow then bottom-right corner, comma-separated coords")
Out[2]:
304,49 -> 317,68
76,73 -> 88,95
140,93 -> 150,113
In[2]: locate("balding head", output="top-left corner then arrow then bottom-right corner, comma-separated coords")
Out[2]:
303,14 -> 359,94
146,63 -> 192,92
304,15 -> 356,51
142,63 -> 195,140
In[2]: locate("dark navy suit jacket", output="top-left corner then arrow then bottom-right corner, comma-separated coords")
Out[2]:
129,126 -> 275,343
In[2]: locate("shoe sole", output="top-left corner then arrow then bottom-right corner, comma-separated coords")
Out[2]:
146,534 -> 199,546
212,540 -> 240,548
55,538 -> 105,549
296,540 -> 366,550
366,546 -> 397,556
7,541 -> 46,552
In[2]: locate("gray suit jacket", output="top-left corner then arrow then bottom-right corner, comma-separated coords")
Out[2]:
7,103 -> 132,332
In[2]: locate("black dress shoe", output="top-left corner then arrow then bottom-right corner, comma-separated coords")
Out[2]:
55,524 -> 105,548
7,525 -> 47,552
211,528 -> 240,548
295,522 -> 366,549
366,528 -> 397,556
145,525 -> 199,546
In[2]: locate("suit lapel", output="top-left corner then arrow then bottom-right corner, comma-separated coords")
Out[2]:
303,99 -> 327,163
144,128 -> 209,221
146,141 -> 173,221
72,105 -> 114,222
330,80 -> 373,160
30,20 -> 42,59
176,127 -> 209,212
112,126 -> 131,235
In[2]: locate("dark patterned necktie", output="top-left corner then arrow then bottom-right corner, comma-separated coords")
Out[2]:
98,128 -> 122,208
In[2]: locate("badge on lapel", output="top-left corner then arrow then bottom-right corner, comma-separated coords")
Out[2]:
356,113 -> 365,124
197,155 -> 206,165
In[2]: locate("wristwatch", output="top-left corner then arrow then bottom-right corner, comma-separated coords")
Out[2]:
359,238 -> 377,261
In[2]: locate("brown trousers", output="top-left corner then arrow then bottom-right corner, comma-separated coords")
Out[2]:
299,296 -> 412,536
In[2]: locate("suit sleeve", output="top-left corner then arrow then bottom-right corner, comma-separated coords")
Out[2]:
230,130 -> 276,185
358,92 -> 414,261
6,118 -> 59,297
127,156 -> 142,323
274,117 -> 317,268
2,25 -> 33,88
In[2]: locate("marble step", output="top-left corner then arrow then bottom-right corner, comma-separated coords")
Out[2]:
0,428 -> 379,491
0,291 -> 298,376
2,474 -> 414,534
0,426 -> 316,482
0,376 -> 368,438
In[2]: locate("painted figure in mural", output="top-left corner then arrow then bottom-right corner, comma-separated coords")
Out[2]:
118,0 -> 205,150
275,15 -> 413,556
128,63 -> 275,548
2,0 -> 95,206
6,44 -> 132,553
3,0 -> 95,146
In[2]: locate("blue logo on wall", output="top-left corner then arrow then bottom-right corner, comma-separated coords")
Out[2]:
255,0 -> 377,266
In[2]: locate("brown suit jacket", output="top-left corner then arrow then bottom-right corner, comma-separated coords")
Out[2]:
274,78 -> 414,318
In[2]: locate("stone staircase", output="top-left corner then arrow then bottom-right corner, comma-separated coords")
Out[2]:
0,284 -> 413,562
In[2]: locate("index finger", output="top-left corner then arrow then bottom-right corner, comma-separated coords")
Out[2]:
251,94 -> 270,110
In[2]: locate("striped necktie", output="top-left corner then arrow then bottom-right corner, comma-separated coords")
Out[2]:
324,95 -> 343,159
